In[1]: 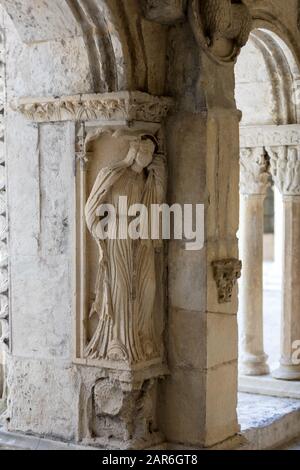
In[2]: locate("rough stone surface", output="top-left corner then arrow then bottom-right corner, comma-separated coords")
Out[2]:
0,0 -> 81,43
6,358 -> 78,441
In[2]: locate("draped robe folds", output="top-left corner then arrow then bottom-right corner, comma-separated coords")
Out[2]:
84,154 -> 166,364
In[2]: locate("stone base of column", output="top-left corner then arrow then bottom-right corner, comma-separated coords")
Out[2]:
272,365 -> 300,381
240,353 -> 270,376
77,364 -> 167,450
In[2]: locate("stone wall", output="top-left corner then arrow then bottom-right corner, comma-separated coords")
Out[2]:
3,8 -> 89,439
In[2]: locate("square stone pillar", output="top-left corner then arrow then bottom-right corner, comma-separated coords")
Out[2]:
159,67 -> 242,447
154,0 -> 253,440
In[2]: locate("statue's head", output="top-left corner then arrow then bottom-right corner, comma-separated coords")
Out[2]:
136,138 -> 155,168
112,129 -> 158,172
129,136 -> 156,174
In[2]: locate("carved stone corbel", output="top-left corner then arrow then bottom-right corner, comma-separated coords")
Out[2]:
212,258 -> 242,303
189,0 -> 252,64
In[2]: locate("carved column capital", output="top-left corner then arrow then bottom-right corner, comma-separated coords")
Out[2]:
240,147 -> 270,196
267,145 -> 300,196
212,258 -> 242,304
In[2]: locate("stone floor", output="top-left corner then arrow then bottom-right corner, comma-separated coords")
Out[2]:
238,392 -> 300,431
237,392 -> 300,449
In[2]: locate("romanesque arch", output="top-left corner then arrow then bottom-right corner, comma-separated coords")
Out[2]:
237,23 -> 300,386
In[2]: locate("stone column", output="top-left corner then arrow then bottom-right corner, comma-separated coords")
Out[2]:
268,145 -> 300,380
239,148 -> 270,376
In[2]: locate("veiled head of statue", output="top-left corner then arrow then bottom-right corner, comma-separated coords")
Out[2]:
128,137 -> 155,173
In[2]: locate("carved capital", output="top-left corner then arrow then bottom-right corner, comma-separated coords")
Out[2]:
240,147 -> 270,195
13,92 -> 174,124
189,0 -> 252,64
267,146 -> 300,196
212,258 -> 242,304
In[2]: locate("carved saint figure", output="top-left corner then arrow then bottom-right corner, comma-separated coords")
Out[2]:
84,132 -> 166,364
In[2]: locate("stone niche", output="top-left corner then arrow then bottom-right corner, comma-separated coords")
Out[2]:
74,123 -> 168,448
66,92 -> 172,449
74,123 -> 167,374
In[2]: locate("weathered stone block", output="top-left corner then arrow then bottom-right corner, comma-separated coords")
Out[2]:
1,0 -> 81,43
207,313 -> 238,369
205,362 -> 239,447
90,379 -> 161,448
158,369 -> 206,446
168,241 -> 206,312
6,358 -> 78,441
11,257 -> 71,359
168,308 -> 206,370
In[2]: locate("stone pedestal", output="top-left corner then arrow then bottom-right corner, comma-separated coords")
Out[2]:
77,364 -> 168,450
239,148 -> 270,376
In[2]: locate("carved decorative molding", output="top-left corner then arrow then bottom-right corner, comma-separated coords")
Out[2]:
266,146 -> 300,196
212,259 -> 242,304
13,92 -> 174,124
240,125 -> 300,149
189,0 -> 252,64
240,147 -> 270,195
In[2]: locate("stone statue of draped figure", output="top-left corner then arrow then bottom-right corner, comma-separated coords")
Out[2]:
84,132 -> 166,364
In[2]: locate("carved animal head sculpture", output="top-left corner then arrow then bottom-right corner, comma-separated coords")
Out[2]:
189,0 -> 252,63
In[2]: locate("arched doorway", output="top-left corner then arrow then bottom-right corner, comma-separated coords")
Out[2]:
236,27 -> 300,399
